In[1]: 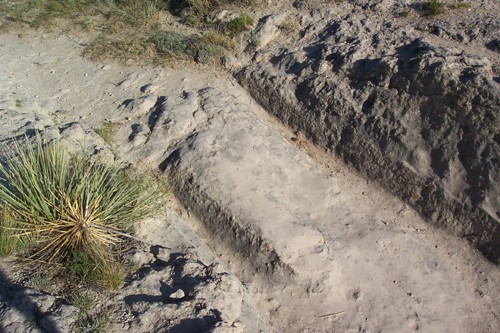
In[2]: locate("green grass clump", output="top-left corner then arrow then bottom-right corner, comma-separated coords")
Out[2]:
0,133 -> 163,282
153,31 -> 197,57
423,0 -> 447,15
69,251 -> 125,289
397,9 -> 411,17
1,0 -> 99,29
226,13 -> 254,35
71,293 -> 110,332
168,0 -> 212,25
102,0 -> 165,29
152,30 -> 231,63
94,122 -> 122,145
0,208 -> 27,256
449,1 -> 471,9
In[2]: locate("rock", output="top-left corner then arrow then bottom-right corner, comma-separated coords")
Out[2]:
39,304 -> 79,333
251,14 -> 287,50
486,39 -> 500,52
116,95 -> 159,119
0,283 -> 77,333
58,121 -> 115,164
209,10 -> 239,24
169,289 -> 186,300
140,83 -> 153,93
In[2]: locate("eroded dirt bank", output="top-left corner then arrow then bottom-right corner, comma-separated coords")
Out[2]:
234,0 -> 500,262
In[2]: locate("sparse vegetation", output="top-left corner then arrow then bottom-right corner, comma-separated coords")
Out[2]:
0,0 -> 99,30
195,33 -> 231,63
70,293 -> 94,314
449,1 -> 471,9
26,271 -> 54,291
0,0 -> 257,65
75,310 -> 110,333
153,31 -> 197,57
278,18 -> 300,35
69,251 -> 126,289
226,13 -> 254,35
94,122 -> 121,145
152,29 -> 232,63
0,133 -> 164,288
168,0 -> 254,22
71,293 -> 110,333
83,35 -> 155,63
423,0 -> 447,16
397,9 -> 411,18
203,29 -> 235,50
0,0 -> 167,30
0,207 -> 26,256
422,0 -> 471,16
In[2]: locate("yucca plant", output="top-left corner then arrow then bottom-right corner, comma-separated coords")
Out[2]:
0,133 -> 163,269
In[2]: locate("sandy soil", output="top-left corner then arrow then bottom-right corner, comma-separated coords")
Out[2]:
0,29 -> 499,333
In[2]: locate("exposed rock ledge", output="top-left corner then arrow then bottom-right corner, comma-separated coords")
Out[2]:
236,0 -> 500,261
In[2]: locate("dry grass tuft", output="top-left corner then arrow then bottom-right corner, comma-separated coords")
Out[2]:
1,0 -> 260,65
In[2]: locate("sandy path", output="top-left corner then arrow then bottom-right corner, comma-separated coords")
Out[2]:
1,32 -> 499,332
